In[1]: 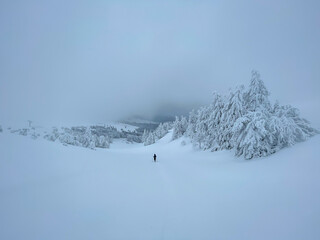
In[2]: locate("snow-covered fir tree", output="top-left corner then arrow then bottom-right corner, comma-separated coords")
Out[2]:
144,132 -> 156,146
206,92 -> 225,150
245,70 -> 271,112
185,109 -> 197,138
83,127 -> 96,149
192,106 -> 212,149
219,86 -> 246,150
231,111 -> 274,159
172,116 -> 188,140
154,123 -> 165,139
142,129 -> 149,143
269,104 -> 319,149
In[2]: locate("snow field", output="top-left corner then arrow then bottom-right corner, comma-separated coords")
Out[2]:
0,131 -> 320,240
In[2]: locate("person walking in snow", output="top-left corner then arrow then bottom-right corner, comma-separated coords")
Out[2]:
153,154 -> 157,162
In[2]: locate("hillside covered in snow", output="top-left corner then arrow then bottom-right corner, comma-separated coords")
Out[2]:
1,129 -> 320,240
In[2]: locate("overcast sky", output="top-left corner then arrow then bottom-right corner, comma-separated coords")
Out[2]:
1,0 -> 319,125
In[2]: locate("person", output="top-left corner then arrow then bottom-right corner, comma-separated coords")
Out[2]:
153,154 -> 157,162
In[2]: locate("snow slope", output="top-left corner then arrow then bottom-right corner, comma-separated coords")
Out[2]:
0,131 -> 319,240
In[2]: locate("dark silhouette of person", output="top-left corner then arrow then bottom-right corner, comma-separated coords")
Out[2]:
153,154 -> 157,162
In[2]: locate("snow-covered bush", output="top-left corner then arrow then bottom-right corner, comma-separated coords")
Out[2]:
44,126 -> 112,149
31,131 -> 40,139
44,127 -> 60,141
11,123 -> 142,149
19,128 -> 29,136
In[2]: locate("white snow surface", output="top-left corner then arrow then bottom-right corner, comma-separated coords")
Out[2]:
0,130 -> 320,240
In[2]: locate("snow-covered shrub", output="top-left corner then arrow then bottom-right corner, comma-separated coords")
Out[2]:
31,132 -> 40,139
19,128 -> 29,136
42,124 -> 147,149
9,126 -> 42,139
43,126 -> 113,149
44,127 -> 60,141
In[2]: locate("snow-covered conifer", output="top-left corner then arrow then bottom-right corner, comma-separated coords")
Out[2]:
144,132 -> 156,146
232,111 -> 274,159
245,70 -> 271,112
172,116 -> 188,140
154,123 -> 164,139
204,93 -> 225,150
142,129 -> 149,142
82,127 -> 95,149
185,109 -> 197,138
219,86 -> 246,149
269,104 -> 319,148
193,107 -> 211,149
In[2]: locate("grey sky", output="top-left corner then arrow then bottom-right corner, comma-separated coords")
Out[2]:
1,0 -> 319,125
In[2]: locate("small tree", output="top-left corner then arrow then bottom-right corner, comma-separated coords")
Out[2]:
142,129 -> 149,143
144,132 -> 156,146
172,116 -> 188,140
185,109 -> 197,138
245,70 -> 271,112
